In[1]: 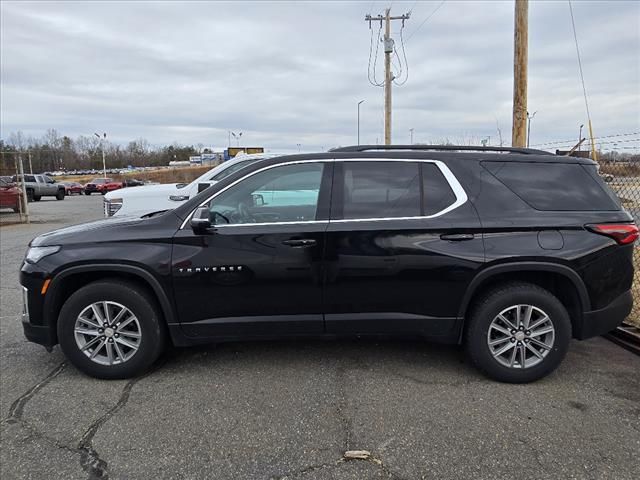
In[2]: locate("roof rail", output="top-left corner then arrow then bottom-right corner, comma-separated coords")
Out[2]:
329,144 -> 554,155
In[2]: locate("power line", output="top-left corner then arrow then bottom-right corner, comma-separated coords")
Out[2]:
393,21 -> 409,86
367,20 -> 384,87
367,22 -> 384,87
569,0 -> 597,160
405,0 -> 446,42
531,132 -> 640,147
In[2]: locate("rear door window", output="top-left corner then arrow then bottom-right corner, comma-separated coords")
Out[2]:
339,161 -> 421,219
483,161 -> 620,211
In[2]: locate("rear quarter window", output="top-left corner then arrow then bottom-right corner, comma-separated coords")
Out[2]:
482,161 -> 621,211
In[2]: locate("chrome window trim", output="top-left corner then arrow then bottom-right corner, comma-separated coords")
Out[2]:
180,158 -> 468,229
215,220 -> 328,228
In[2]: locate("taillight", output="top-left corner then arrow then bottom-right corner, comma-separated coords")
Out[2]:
585,223 -> 639,245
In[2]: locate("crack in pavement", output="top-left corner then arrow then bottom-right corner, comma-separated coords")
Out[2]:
6,362 -> 67,424
4,360 -> 164,480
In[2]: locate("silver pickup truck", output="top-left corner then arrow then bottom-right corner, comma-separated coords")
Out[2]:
12,174 -> 66,202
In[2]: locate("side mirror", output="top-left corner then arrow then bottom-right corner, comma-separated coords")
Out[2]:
190,206 -> 212,233
197,182 -> 211,193
252,193 -> 265,207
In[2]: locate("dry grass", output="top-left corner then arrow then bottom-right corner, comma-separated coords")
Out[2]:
57,165 -> 214,185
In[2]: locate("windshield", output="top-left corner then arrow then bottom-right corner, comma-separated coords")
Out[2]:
177,156 -> 264,190
91,178 -> 109,184
211,159 -> 257,182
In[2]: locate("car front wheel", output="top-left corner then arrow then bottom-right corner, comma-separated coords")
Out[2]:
465,282 -> 571,383
58,280 -> 166,379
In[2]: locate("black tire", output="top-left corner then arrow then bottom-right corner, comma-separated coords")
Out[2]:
465,282 -> 571,383
33,194 -> 41,202
26,189 -> 34,202
56,189 -> 65,200
85,191 -> 91,195
57,280 -> 166,379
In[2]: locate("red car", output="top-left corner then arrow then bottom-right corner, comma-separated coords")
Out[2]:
0,177 -> 24,212
60,181 -> 84,195
84,178 -> 123,195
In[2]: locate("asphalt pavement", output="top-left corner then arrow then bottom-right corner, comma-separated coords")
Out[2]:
1,195 -> 639,479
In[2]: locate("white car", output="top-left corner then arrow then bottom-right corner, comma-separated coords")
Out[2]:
104,153 -> 279,217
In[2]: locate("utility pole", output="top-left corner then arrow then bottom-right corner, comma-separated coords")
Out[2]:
409,128 -> 414,144
95,132 -> 107,178
578,124 -> 584,151
526,110 -> 537,147
366,9 -> 410,145
357,100 -> 365,145
512,0 -> 528,147
17,153 -> 30,224
28,151 -> 33,174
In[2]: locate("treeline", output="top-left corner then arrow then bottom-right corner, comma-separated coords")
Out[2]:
0,129 -> 204,175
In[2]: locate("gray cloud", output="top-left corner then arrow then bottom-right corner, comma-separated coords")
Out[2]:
1,0 -> 638,152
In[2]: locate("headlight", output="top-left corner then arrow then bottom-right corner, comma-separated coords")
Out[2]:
104,198 -> 123,217
25,246 -> 61,264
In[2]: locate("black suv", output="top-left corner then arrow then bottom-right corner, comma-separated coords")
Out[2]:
20,146 -> 636,382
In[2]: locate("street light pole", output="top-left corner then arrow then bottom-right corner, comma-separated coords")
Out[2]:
578,124 -> 584,151
94,132 -> 107,178
357,100 -> 364,145
409,128 -> 414,145
526,111 -> 537,148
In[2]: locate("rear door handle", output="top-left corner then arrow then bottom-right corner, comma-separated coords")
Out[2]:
282,239 -> 317,248
440,233 -> 475,241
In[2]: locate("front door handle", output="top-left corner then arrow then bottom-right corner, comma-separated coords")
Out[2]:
282,238 -> 317,248
440,233 -> 475,241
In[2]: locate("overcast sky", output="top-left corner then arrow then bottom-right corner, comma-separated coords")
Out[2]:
1,0 -> 639,153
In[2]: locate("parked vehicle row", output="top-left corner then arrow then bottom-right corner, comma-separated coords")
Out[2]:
5,175 -> 150,203
21,145 -> 636,383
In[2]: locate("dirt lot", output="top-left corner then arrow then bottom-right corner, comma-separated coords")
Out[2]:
57,165 -> 212,185
0,196 -> 639,479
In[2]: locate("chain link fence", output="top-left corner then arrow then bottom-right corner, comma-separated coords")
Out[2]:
599,160 -> 640,327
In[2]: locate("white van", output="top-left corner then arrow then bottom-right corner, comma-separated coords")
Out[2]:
104,153 -> 279,218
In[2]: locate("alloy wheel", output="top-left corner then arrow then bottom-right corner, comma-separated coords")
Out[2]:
74,301 -> 142,366
487,304 -> 555,369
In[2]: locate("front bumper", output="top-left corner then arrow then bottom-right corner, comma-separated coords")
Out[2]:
23,316 -> 56,347
21,269 -> 57,348
575,290 -> 633,340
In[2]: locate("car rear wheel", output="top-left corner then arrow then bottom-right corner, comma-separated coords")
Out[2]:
26,189 -> 34,202
85,191 -> 91,195
56,189 -> 65,200
33,194 -> 41,201
465,282 -> 571,383
58,280 -> 166,379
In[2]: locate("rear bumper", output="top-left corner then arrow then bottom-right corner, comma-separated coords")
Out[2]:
576,290 -> 633,340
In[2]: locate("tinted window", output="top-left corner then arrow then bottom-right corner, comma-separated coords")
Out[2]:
208,162 -> 324,224
483,162 -> 620,211
341,161 -> 421,219
422,163 -> 457,215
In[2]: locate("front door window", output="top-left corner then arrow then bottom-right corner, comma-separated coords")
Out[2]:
206,162 -> 324,225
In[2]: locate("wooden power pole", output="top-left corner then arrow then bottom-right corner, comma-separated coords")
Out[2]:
512,0 -> 528,147
366,9 -> 410,145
